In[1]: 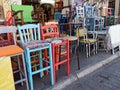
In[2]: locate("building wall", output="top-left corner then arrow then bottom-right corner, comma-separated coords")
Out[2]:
1,0 -> 21,25
115,0 -> 119,16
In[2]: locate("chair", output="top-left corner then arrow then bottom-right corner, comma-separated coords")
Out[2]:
76,28 -> 97,57
54,0 -> 63,12
44,21 -> 80,69
11,5 -> 39,25
0,26 -> 29,90
54,12 -> 62,22
17,24 -> 54,90
40,24 -> 70,83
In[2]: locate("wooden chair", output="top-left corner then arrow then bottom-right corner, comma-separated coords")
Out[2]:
45,21 -> 80,69
11,5 -> 39,25
17,24 -> 54,90
54,0 -> 63,12
40,24 -> 70,83
76,28 -> 97,57
0,26 -> 29,90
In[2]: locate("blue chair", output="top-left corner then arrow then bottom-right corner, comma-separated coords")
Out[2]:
54,12 -> 61,21
17,24 -> 54,90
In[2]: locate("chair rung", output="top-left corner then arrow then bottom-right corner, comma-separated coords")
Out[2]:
32,64 -> 40,68
15,78 -> 26,85
32,66 -> 51,75
30,54 -> 39,58
43,59 -> 50,63
55,59 -> 68,66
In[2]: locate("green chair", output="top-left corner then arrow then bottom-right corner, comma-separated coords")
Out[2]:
11,5 -> 39,25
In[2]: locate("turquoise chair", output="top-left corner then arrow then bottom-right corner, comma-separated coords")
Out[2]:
18,24 -> 54,90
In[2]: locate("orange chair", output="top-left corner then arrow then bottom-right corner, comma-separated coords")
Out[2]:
40,24 -> 70,83
0,26 -> 29,90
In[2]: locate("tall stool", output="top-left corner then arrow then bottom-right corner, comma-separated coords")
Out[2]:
18,24 -> 54,90
0,26 -> 29,90
40,24 -> 70,83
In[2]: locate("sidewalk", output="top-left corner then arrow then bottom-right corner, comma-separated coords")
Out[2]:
16,51 -> 120,90
62,54 -> 120,90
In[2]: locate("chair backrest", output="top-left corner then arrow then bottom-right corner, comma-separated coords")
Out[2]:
84,5 -> 94,17
76,28 -> 87,38
11,5 -> 34,23
54,12 -> 62,22
76,5 -> 84,18
17,24 -> 40,48
0,26 -> 17,46
40,25 -> 58,40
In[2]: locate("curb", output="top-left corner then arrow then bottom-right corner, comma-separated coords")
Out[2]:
46,52 -> 120,90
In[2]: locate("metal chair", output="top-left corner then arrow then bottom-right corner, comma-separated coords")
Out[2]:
0,26 -> 29,90
17,24 -> 54,90
40,24 -> 70,83
76,28 -> 97,57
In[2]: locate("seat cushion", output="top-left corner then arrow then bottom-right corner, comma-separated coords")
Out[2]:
24,40 -> 50,49
0,45 -> 23,57
60,36 -> 78,41
80,39 -> 97,44
45,38 -> 65,44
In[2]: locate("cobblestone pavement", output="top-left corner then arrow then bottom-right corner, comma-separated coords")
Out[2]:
16,52 -> 117,90
62,57 -> 120,90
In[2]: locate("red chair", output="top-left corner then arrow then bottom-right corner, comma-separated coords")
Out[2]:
40,24 -> 70,83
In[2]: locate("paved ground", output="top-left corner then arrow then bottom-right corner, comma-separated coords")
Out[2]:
62,57 -> 120,90
15,51 -> 119,90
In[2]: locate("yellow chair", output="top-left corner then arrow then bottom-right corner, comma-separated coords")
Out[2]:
76,28 -> 97,57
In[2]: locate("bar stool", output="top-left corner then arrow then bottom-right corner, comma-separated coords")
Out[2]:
0,26 -> 29,90
18,24 -> 54,90
40,24 -> 70,83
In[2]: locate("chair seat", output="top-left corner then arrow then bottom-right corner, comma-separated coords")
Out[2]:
60,36 -> 78,41
80,39 -> 97,44
24,40 -> 50,49
45,38 -> 65,44
0,45 -> 23,57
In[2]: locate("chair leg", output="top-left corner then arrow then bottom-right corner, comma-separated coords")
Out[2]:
52,44 -> 57,83
76,42 -> 80,70
49,45 -> 54,85
39,51 -> 43,78
17,55 -> 23,85
86,44 -> 88,58
22,53 -> 29,90
66,41 -> 70,75
96,42 -> 97,54
28,73 -> 33,90
88,44 -> 90,56
26,50 -> 34,90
